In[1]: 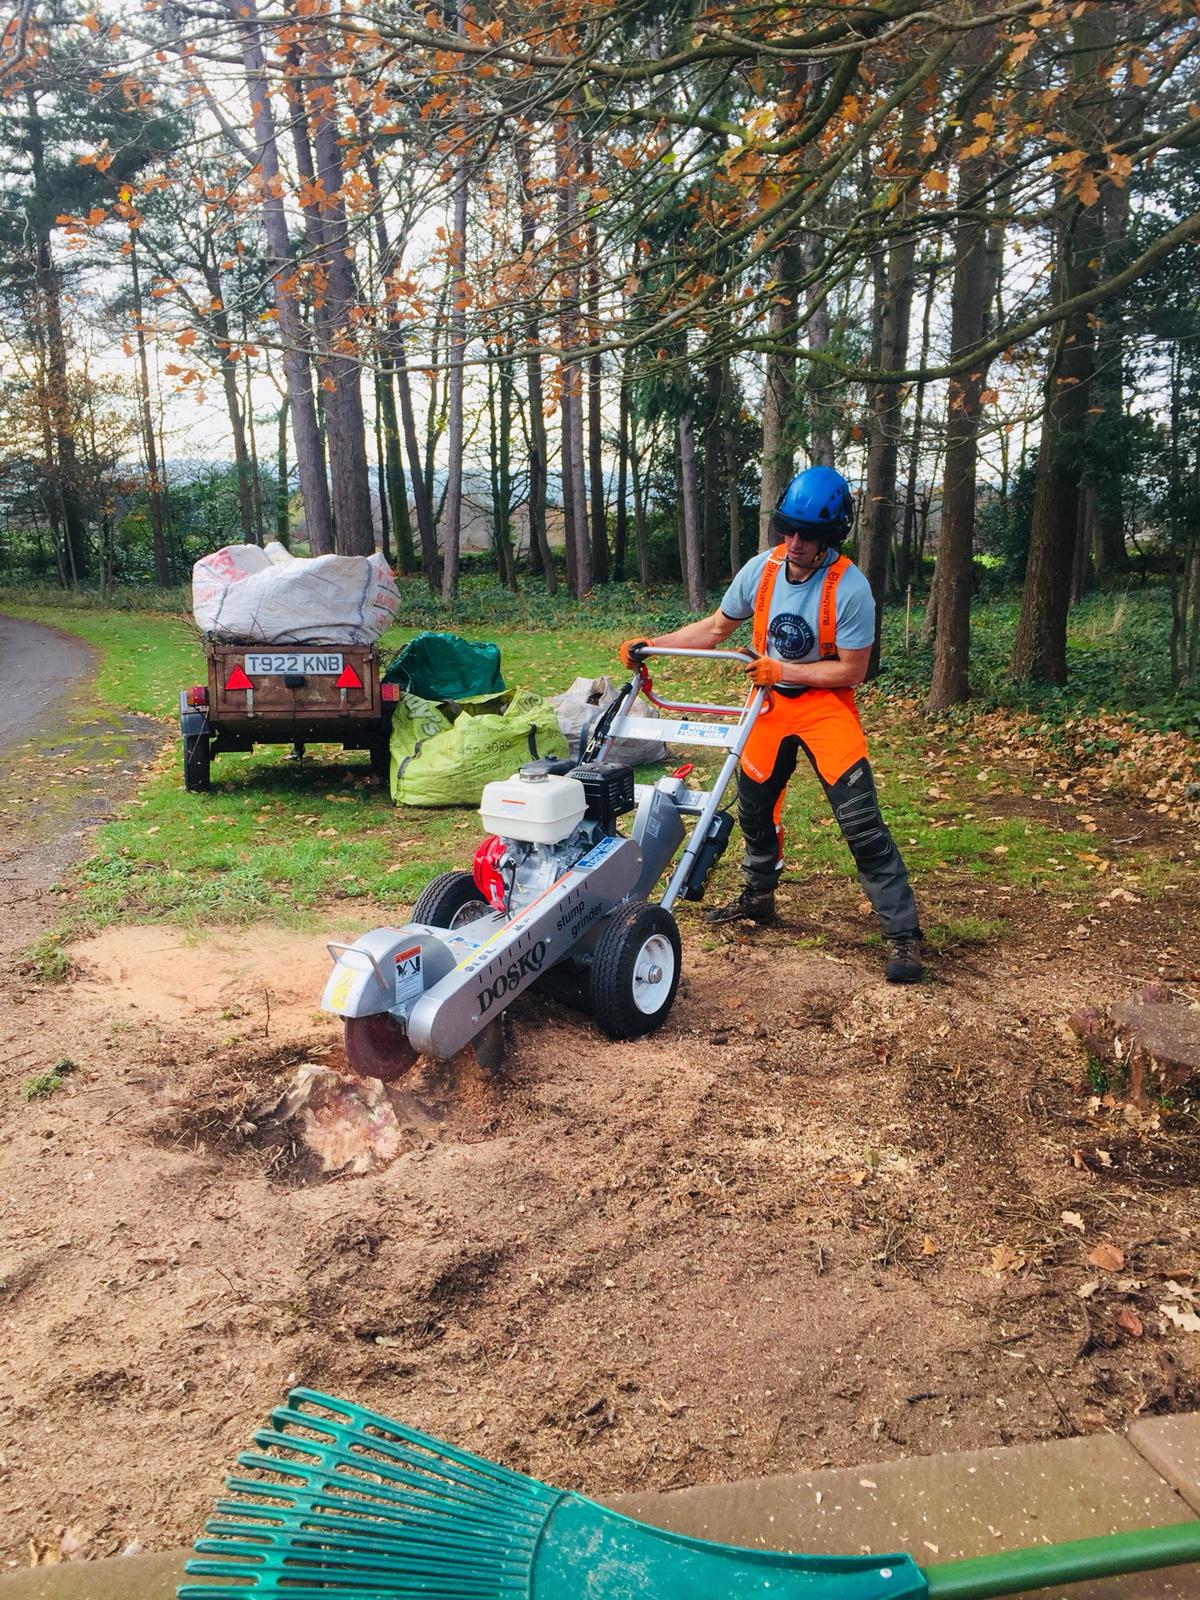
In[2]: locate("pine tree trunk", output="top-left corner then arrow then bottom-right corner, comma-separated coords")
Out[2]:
374,379 -> 391,564
275,399 -> 291,544
128,232 -> 170,586
928,120 -> 999,714
858,103 -> 922,676
556,118 -> 590,596
725,364 -> 742,579
702,356 -> 725,587
899,252 -> 939,597
487,350 -> 517,590
441,111 -> 469,602
614,363 -> 629,581
359,133 -> 428,580
560,377 -> 578,596
514,134 -> 555,592
204,262 -> 256,542
631,416 -> 651,586
1012,11 -> 1113,683
378,371 -> 413,572
304,28 -> 374,556
758,245 -> 800,549
242,355 -> 265,546
1011,300 -> 1097,683
584,136 -> 608,584
1090,180 -> 1131,578
230,0 -> 333,553
27,92 -> 89,579
678,403 -> 705,612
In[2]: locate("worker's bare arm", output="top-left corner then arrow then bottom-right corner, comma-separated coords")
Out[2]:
648,611 -> 743,651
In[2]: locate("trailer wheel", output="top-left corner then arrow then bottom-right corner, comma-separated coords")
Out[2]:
368,734 -> 391,785
589,901 -> 681,1041
412,870 -> 489,930
183,733 -> 212,793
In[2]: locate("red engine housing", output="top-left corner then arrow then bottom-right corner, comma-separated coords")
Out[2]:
472,834 -> 509,913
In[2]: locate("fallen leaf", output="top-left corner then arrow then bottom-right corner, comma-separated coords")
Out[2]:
1162,1304 -> 1200,1334
859,1478 -> 877,1489
1089,1244 -> 1125,1272
922,1235 -> 938,1256
1094,1149 -> 1113,1168
1077,1279 -> 1100,1299
1165,1281 -> 1197,1303
991,1243 -> 1024,1273
1061,1211 -> 1084,1231
1115,1307 -> 1143,1338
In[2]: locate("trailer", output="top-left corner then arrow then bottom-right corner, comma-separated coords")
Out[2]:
179,641 -> 397,792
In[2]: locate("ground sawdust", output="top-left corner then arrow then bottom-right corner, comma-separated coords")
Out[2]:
1,860 -> 1198,1568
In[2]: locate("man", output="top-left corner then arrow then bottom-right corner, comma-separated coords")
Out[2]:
619,464 -> 923,983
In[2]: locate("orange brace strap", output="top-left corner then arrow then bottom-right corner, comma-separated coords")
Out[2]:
751,548 -> 851,660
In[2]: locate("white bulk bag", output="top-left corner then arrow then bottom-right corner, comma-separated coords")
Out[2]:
549,675 -> 668,767
192,542 -> 401,645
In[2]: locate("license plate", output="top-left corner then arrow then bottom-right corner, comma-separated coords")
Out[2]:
243,652 -> 344,676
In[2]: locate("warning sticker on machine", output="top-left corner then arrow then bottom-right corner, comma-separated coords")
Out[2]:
393,946 -> 423,1007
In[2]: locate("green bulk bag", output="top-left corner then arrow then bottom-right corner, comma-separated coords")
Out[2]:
389,688 -> 567,807
387,692 -> 455,799
383,630 -> 504,702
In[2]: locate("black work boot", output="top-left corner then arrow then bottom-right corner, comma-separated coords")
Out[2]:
705,886 -> 776,926
884,932 -> 923,984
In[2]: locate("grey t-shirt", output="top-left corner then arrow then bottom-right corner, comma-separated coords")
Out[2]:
720,549 -> 875,662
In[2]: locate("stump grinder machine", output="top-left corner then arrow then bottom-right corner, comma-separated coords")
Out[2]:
322,648 -> 765,1079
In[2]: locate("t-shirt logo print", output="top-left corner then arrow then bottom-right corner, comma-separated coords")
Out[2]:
767,612 -> 815,661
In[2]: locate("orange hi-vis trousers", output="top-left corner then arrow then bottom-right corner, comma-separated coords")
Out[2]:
740,685 -> 866,789
737,687 -> 920,938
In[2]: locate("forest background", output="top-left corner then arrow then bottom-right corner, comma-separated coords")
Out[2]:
1,0 -> 1199,717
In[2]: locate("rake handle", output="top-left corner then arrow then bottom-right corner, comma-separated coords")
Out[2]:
923,1519 -> 1200,1600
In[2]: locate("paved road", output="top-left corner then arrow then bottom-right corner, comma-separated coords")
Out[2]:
0,611 -> 164,953
0,613 -> 96,756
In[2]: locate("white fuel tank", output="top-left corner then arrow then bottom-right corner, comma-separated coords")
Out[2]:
480,772 -> 587,845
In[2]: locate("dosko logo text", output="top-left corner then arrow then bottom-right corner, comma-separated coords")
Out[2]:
477,941 -> 548,1015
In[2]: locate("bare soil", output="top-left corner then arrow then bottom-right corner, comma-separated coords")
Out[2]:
2,806 -> 1198,1569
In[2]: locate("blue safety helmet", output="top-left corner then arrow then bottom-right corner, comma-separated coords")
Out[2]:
772,465 -> 854,547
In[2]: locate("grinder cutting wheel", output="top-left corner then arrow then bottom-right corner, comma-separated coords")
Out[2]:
323,648 -> 767,1079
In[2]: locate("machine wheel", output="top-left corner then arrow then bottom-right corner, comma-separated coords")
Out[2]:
344,1013 -> 419,1082
183,733 -> 211,793
589,901 -> 681,1041
412,870 -> 490,930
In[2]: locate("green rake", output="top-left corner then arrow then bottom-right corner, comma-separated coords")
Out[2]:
179,1388 -> 1200,1599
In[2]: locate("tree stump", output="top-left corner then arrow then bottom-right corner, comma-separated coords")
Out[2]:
1069,983 -> 1200,1106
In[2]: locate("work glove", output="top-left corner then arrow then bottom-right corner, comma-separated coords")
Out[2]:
744,655 -> 783,688
619,638 -> 651,672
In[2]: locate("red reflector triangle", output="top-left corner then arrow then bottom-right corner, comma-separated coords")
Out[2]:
335,664 -> 363,689
225,665 -> 253,690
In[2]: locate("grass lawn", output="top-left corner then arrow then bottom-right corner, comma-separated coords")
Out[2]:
1,592 -> 1175,934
